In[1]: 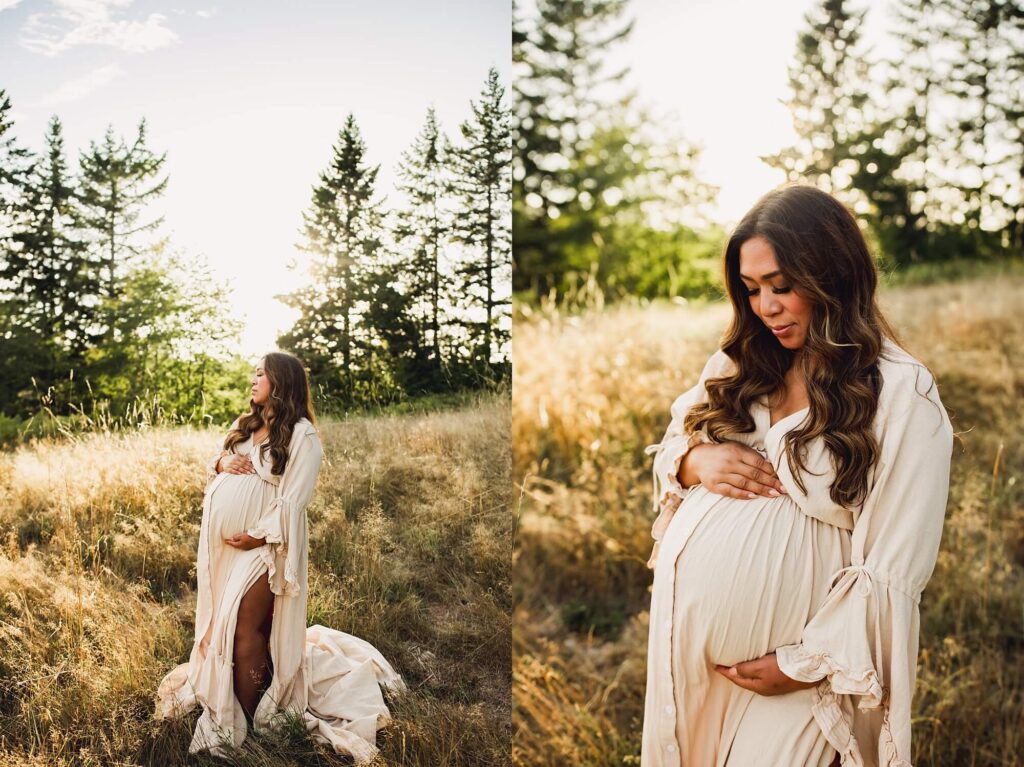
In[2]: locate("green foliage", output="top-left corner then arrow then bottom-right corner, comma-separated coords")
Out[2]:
512,0 -> 717,303
769,0 -> 1024,267
762,0 -> 872,194
77,119 -> 168,333
0,96 -> 246,429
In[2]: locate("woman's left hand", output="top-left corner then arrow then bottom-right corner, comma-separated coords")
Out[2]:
714,652 -> 819,696
224,532 -> 266,550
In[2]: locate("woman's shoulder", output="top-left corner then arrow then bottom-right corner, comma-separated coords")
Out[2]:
877,338 -> 937,394
875,338 -> 948,426
702,348 -> 736,379
291,417 -> 321,442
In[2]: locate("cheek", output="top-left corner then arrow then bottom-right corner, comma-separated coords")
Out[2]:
787,294 -> 812,323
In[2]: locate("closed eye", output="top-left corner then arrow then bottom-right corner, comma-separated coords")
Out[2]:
746,286 -> 792,296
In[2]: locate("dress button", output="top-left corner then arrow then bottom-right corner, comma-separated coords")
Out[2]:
664,704 -> 675,715
666,744 -> 677,753
663,619 -> 671,629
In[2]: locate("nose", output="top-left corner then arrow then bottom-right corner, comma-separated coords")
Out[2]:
760,292 -> 781,317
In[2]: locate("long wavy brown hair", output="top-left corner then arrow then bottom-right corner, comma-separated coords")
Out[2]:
223,351 -> 317,476
683,185 -> 917,508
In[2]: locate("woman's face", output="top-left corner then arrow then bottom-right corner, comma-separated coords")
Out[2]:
250,358 -> 272,406
738,236 -> 813,351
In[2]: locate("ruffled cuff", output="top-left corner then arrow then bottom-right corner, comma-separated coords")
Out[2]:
248,497 -> 301,597
776,643 -> 884,708
246,496 -> 285,545
775,563 -> 920,767
643,429 -> 711,569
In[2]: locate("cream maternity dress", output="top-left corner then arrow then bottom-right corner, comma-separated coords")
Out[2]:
641,338 -> 953,767
156,417 -> 405,762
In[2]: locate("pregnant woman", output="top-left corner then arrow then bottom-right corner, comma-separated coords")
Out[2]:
642,186 -> 954,766
156,351 -> 404,762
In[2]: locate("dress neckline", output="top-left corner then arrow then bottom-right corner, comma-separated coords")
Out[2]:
768,405 -> 810,431
760,394 -> 810,433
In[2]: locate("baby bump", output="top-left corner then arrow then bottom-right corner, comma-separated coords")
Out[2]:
671,493 -> 850,668
207,473 -> 275,540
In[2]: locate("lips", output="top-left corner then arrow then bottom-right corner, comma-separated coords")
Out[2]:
769,324 -> 793,331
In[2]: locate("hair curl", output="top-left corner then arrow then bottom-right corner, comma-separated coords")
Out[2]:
683,185 -> 911,508
223,351 -> 317,476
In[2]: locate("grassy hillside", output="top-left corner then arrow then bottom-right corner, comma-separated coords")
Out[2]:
0,394 -> 511,766
512,274 -> 1024,766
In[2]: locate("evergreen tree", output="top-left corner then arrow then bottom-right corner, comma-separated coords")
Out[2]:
76,119 -> 168,340
393,107 -> 449,379
0,89 -> 32,221
1004,5 -> 1024,250
762,0 -> 873,197
4,117 -> 95,358
941,0 -> 1020,250
890,0 -> 945,232
450,68 -> 511,368
281,114 -> 386,400
512,0 -> 633,295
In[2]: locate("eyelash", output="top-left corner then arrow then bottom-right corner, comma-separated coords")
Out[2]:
745,287 -> 792,296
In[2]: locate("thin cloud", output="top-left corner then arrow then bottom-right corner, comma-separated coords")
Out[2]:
0,0 -> 24,12
35,64 -> 125,106
20,0 -> 178,56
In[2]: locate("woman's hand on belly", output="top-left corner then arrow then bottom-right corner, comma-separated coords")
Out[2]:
220,454 -> 256,475
684,442 -> 788,500
224,532 -> 266,550
714,652 -> 818,696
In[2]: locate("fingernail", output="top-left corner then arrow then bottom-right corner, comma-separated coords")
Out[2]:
768,489 -> 780,497
728,666 -> 738,676
780,486 -> 789,494
747,492 -> 756,499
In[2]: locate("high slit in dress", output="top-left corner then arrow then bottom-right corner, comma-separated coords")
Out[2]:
156,417 -> 405,762
641,340 -> 953,767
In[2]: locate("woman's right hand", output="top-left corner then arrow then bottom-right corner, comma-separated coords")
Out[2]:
680,442 -> 787,500
219,453 -> 255,475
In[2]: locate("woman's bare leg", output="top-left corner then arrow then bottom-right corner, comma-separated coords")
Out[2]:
234,571 -> 274,722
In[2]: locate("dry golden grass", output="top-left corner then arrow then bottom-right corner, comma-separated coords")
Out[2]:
512,275 -> 1024,767
0,394 -> 511,766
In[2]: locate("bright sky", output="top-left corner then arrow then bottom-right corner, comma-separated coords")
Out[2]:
0,0 -> 511,359
614,0 -> 893,226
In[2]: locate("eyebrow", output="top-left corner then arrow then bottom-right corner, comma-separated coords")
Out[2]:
739,270 -> 782,281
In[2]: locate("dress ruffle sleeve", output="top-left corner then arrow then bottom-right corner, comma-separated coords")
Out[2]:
774,362 -> 954,767
644,349 -> 734,569
246,421 -> 323,597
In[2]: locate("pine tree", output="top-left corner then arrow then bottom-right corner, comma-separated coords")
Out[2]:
512,0 -> 633,295
940,0 -> 1020,250
0,91 -> 46,414
281,114 -> 386,399
76,120 -> 168,339
3,117 -> 95,359
450,68 -> 511,368
762,0 -> 873,197
393,107 -> 449,377
0,89 -> 32,221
